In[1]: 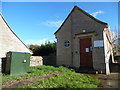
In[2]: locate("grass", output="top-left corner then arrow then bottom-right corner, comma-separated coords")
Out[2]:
2,65 -> 100,88
19,72 -> 100,88
2,65 -> 74,85
0,73 -> 2,88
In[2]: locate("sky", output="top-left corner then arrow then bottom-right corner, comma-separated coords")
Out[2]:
1,2 -> 118,45
118,2 -> 120,38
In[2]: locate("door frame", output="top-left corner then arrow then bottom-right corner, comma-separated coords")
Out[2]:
75,32 -> 96,68
79,37 -> 93,68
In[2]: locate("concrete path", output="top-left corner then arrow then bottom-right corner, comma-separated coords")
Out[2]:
98,73 -> 120,88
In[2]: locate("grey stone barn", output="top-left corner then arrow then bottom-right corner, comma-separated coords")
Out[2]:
54,6 -> 114,74
0,14 -> 31,72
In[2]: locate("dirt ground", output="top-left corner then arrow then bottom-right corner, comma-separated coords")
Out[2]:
2,71 -> 61,88
2,71 -> 120,89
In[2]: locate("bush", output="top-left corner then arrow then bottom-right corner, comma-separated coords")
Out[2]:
29,41 -> 56,56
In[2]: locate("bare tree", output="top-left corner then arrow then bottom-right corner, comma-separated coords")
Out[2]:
109,29 -> 119,55
110,30 -> 118,43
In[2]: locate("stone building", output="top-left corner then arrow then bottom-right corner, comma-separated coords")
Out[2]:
0,14 -> 31,72
54,6 -> 114,74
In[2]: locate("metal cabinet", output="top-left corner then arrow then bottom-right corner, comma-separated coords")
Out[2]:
5,52 -> 30,75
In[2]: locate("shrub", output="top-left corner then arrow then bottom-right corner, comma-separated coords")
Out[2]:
29,41 -> 56,56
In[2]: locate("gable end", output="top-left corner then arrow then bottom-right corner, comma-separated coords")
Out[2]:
0,13 -> 31,53
54,6 -> 108,35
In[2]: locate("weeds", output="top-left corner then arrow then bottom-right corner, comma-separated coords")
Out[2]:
2,65 -> 74,84
19,72 -> 100,88
2,65 -> 100,88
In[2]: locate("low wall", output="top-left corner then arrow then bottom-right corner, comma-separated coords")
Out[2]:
30,56 -> 43,66
1,56 -> 55,71
43,56 -> 56,66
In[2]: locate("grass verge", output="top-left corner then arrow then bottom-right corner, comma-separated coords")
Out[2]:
19,72 -> 100,88
2,65 -> 74,85
2,65 -> 100,88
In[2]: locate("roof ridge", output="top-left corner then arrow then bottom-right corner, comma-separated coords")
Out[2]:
75,6 -> 107,25
54,6 -> 108,34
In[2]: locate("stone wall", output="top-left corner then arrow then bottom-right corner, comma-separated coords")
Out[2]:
30,56 -> 43,66
30,56 -> 56,66
55,6 -> 107,70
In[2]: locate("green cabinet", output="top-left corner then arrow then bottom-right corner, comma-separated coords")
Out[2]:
5,52 -> 30,75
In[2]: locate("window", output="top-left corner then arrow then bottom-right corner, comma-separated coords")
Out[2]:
64,41 -> 70,48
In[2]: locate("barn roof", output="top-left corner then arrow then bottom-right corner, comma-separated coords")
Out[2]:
0,13 -> 32,54
54,6 -> 108,34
